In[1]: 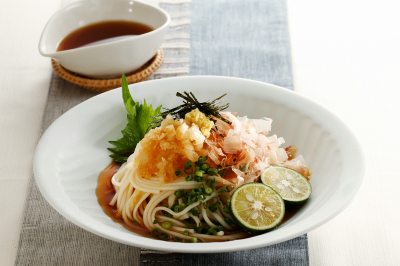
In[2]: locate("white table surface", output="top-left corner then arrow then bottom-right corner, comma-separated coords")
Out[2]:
1,0 -> 400,265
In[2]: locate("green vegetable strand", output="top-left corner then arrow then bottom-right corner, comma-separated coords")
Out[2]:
159,232 -> 170,241
162,221 -> 172,229
151,228 -> 161,237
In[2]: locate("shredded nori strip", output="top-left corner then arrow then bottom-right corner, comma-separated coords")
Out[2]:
150,92 -> 230,126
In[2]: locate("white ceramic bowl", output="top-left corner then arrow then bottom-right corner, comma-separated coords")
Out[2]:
39,0 -> 170,79
34,76 -> 366,253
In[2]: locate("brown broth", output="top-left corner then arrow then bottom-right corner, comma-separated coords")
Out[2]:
96,162 -> 303,241
96,162 -> 152,239
57,20 -> 153,51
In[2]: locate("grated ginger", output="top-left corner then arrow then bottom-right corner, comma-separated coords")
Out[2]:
135,115 -> 208,183
184,109 -> 214,138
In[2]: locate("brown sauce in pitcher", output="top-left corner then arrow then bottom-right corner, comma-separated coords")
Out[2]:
57,20 -> 153,51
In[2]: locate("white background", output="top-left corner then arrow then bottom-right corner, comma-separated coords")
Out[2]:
1,0 -> 399,265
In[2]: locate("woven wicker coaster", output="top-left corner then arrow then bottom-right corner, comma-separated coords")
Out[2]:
52,48 -> 164,93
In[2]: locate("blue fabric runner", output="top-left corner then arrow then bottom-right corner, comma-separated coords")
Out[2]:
140,1 -> 309,265
189,0 -> 294,90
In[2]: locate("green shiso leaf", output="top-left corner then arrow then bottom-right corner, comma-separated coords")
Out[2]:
107,74 -> 162,163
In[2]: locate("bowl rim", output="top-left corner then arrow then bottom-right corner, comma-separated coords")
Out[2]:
33,76 -> 367,253
39,0 -> 171,57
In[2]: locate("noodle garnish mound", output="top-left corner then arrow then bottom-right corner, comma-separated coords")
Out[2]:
135,113 -> 208,183
103,83 -> 313,243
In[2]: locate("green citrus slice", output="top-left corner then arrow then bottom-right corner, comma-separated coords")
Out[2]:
230,183 -> 285,233
260,166 -> 312,206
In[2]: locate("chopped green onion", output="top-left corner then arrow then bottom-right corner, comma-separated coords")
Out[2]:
208,202 -> 219,212
195,166 -> 200,171
185,196 -> 193,205
190,237 -> 198,243
199,222 -> 208,227
201,164 -> 208,171
184,161 -> 193,174
226,184 -> 235,192
174,205 -> 180,212
173,237 -> 183,242
225,217 -> 233,225
191,209 -> 201,216
204,187 -> 213,196
179,203 -> 187,210
175,169 -> 183,177
151,228 -> 161,237
195,170 -> 203,177
204,156 -> 209,161
174,189 -> 185,198
195,175 -> 205,182
216,225 -> 224,232
184,168 -> 193,174
153,219 -> 158,224
218,169 -> 225,177
162,221 -> 172,229
207,226 -> 216,235
161,210 -> 172,218
192,188 -> 201,195
223,206 -> 230,213
185,174 -> 194,181
207,168 -> 219,175
239,164 -> 248,172
184,230 -> 189,236
199,184 -> 205,189
184,160 -> 193,169
206,178 -> 216,190
198,156 -> 205,165
217,188 -> 228,194
159,232 -> 170,241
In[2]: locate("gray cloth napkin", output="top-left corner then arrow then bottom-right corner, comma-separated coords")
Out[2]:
15,0 -> 309,265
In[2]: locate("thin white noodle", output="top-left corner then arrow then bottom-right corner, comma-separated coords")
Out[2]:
133,191 -> 150,226
107,152 -> 251,242
207,209 -> 234,230
170,226 -> 195,234
189,214 -> 200,227
201,203 -> 217,227
155,214 -> 186,227
168,194 -> 176,208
